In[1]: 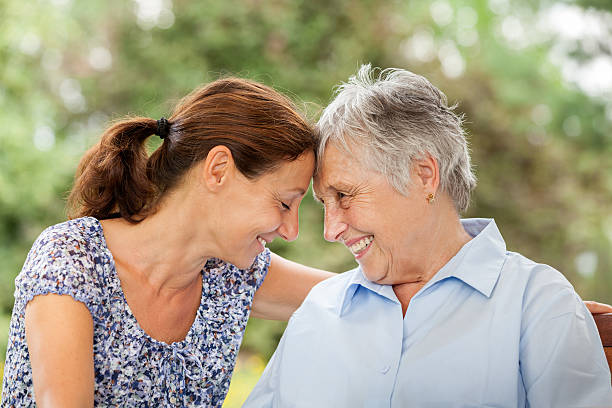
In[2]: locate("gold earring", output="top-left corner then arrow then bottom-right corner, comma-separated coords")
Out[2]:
427,193 -> 435,204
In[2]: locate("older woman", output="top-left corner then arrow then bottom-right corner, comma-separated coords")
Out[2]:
245,65 -> 612,407
1,77 -> 333,407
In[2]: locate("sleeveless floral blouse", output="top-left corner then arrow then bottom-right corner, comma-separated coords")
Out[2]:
1,217 -> 269,407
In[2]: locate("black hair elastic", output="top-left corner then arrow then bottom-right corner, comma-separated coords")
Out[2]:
156,117 -> 170,140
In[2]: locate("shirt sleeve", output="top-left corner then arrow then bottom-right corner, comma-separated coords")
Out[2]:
14,225 -> 98,316
251,248 -> 271,290
519,266 -> 612,407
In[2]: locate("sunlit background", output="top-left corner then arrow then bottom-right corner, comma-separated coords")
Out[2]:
1,0 -> 611,405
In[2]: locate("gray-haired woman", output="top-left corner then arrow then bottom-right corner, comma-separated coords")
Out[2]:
245,65 -> 612,407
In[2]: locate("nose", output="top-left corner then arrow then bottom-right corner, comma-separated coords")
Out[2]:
323,205 -> 347,242
278,208 -> 300,242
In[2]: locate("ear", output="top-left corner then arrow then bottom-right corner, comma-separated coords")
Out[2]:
202,145 -> 234,192
413,153 -> 440,194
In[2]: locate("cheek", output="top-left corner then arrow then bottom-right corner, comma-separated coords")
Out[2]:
233,213 -> 263,240
256,208 -> 283,230
371,240 -> 391,267
347,205 -> 379,234
343,204 -> 366,225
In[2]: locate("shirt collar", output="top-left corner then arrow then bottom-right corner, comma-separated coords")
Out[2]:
335,218 -> 507,317
336,268 -> 399,317
420,218 -> 506,298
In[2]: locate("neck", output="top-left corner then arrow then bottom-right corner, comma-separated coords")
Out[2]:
100,190 -> 215,293
393,200 -> 471,314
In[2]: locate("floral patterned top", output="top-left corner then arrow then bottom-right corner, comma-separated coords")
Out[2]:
1,217 -> 270,407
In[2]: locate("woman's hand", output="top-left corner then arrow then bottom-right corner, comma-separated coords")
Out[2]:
584,300 -> 612,314
25,294 -> 94,407
251,253 -> 335,321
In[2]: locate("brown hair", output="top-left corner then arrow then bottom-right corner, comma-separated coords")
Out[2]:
67,77 -> 316,223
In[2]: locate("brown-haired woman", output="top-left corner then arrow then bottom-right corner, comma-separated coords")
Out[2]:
1,78 -> 332,407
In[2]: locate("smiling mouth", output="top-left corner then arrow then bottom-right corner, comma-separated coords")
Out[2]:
348,235 -> 374,255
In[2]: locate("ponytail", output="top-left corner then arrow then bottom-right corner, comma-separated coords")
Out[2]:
67,118 -> 160,223
67,77 -> 316,224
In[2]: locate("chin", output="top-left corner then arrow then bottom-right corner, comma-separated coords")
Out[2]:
361,264 -> 388,283
233,253 -> 261,270
223,244 -> 260,269
362,269 -> 381,283
232,259 -> 254,270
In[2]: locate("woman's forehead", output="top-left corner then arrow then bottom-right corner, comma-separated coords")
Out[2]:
319,143 -> 367,172
314,146 -> 376,192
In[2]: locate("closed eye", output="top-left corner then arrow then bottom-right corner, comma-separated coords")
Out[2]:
337,191 -> 351,209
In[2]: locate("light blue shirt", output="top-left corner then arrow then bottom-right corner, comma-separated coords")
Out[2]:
245,219 -> 612,407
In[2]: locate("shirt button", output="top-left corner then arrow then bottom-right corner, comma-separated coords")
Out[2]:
380,365 -> 390,374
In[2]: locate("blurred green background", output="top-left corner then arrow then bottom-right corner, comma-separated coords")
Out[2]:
1,0 -> 611,405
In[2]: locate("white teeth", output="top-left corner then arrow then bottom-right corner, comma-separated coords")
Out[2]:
257,237 -> 266,247
349,236 -> 373,254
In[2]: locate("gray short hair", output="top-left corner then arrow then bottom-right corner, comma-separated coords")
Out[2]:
316,64 -> 477,213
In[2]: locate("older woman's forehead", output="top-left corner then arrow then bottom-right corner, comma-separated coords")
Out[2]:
313,147 -> 373,193
319,143 -> 367,171
312,166 -> 344,197
315,151 -> 353,187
